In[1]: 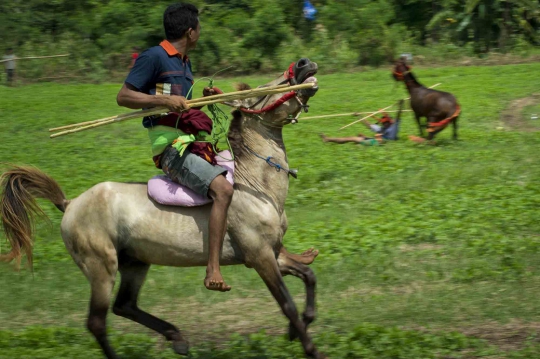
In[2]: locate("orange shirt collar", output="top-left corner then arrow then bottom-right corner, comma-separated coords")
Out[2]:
160,40 -> 188,61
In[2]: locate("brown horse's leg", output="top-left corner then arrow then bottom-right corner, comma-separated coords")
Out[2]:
414,114 -> 424,137
452,116 -> 459,140
427,126 -> 445,141
252,251 -> 324,359
112,256 -> 189,355
79,254 -> 118,359
279,246 -> 318,265
277,250 -> 317,341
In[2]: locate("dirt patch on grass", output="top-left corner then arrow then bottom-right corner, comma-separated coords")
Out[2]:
461,320 -> 540,352
399,243 -> 444,252
501,93 -> 540,131
414,320 -> 540,353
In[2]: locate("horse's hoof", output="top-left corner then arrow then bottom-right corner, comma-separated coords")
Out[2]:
172,339 -> 190,356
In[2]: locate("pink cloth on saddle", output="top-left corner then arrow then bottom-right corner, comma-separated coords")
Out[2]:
148,150 -> 234,207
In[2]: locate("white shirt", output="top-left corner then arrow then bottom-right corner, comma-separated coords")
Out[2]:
3,54 -> 16,70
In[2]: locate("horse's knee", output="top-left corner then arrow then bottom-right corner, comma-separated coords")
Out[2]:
283,300 -> 299,319
303,309 -> 316,325
304,268 -> 316,286
112,303 -> 134,317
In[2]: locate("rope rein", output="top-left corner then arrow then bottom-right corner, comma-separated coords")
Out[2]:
243,144 -> 297,178
182,62 -> 305,173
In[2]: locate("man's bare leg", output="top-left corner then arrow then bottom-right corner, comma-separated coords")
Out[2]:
320,133 -> 366,144
206,175 -> 234,292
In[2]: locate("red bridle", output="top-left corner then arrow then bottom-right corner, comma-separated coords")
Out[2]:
239,62 -> 300,115
393,64 -> 411,81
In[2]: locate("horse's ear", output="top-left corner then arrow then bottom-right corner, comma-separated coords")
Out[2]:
234,83 -> 251,91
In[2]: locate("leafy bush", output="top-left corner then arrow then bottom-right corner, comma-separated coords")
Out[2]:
0,323 -> 495,359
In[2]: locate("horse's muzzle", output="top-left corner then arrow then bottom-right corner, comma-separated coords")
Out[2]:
293,58 -> 319,98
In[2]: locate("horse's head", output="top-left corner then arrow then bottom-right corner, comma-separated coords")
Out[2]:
392,57 -> 411,82
230,58 -> 318,126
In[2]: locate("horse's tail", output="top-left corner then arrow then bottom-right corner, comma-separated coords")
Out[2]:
0,165 -> 69,268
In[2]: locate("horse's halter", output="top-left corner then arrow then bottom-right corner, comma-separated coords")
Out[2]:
393,63 -> 412,82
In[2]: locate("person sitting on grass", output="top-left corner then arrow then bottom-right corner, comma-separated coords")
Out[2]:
320,106 -> 402,146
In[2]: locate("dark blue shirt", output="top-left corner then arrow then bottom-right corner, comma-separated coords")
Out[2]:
369,119 -> 401,140
125,40 -> 194,128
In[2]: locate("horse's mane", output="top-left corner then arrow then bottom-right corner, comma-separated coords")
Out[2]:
227,110 -> 244,158
408,71 -> 424,87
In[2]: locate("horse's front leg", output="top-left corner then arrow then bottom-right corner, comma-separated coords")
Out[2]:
452,115 -> 459,140
250,249 -> 324,359
278,247 -> 317,340
414,113 -> 424,137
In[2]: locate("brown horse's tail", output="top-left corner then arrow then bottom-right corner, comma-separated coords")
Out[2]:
0,165 -> 69,269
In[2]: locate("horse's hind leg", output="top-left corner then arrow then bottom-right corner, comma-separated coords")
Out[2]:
112,255 -> 189,355
74,245 -> 119,359
278,249 -> 317,341
251,250 -> 323,359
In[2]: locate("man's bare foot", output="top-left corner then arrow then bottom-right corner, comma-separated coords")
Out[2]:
280,247 -> 319,265
300,247 -> 319,264
409,135 -> 426,143
204,271 -> 231,292
319,133 -> 328,142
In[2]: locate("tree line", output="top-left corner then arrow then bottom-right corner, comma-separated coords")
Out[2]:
0,0 -> 538,80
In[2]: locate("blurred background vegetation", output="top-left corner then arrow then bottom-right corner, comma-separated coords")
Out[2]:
0,0 -> 539,81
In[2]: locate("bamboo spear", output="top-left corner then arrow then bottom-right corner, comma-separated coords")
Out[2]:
338,83 -> 442,130
49,82 -> 313,133
0,54 -> 70,63
49,82 -> 316,138
301,110 -> 412,120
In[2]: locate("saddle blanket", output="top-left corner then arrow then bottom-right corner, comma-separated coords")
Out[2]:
148,150 -> 234,207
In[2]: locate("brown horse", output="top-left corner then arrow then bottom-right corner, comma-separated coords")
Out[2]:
0,58 -> 325,358
392,58 -> 461,141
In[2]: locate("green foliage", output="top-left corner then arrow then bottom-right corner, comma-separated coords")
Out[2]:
0,324 -> 495,359
1,0 -> 539,82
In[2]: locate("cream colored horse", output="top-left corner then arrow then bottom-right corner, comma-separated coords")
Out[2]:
0,59 -> 324,358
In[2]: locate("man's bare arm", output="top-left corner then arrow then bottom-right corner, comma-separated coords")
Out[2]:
116,83 -> 188,112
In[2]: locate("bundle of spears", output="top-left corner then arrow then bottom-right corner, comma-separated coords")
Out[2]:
49,82 -> 317,138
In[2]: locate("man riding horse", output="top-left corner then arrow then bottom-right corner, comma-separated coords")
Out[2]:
117,3 -> 233,292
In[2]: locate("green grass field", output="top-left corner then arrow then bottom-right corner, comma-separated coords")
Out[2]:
1,63 -> 540,358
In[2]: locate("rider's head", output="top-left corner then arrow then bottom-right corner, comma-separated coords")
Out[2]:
378,113 -> 394,128
164,3 -> 200,49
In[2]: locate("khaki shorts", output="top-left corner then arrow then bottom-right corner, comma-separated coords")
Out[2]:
160,145 -> 226,198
